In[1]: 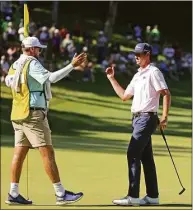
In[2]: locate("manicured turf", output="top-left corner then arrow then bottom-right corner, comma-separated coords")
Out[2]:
1,72 -> 192,209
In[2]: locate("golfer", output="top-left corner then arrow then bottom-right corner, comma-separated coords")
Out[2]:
106,43 -> 171,206
5,36 -> 87,205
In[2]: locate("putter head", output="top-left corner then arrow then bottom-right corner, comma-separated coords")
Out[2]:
179,188 -> 185,195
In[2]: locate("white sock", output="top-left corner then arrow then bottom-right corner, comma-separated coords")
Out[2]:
10,183 -> 19,198
53,182 -> 65,197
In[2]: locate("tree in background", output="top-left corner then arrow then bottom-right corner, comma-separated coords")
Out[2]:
52,1 -> 59,26
104,1 -> 118,41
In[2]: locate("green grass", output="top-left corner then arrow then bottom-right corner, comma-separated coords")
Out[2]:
1,72 -> 192,209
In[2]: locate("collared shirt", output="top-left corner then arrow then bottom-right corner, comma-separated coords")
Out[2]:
12,55 -> 51,108
125,63 -> 168,113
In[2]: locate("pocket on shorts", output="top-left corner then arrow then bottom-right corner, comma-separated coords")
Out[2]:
29,110 -> 46,121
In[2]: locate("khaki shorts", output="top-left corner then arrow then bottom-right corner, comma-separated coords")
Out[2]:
12,110 -> 52,148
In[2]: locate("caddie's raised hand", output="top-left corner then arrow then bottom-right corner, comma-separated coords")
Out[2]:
105,66 -> 115,79
71,52 -> 87,68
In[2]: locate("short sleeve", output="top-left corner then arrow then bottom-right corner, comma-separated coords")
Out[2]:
151,69 -> 168,91
125,76 -> 135,96
28,60 -> 51,85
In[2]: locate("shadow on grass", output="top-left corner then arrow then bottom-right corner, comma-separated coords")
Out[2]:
1,73 -> 191,157
1,97 -> 191,157
54,72 -> 192,109
32,203 -> 192,208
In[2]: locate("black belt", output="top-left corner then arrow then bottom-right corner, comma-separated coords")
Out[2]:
133,112 -> 157,117
30,107 -> 46,111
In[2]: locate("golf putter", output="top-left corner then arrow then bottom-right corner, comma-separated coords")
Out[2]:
160,128 -> 186,195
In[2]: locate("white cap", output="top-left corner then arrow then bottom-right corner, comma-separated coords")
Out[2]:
42,26 -> 47,31
8,22 -> 13,27
54,29 -> 59,34
18,27 -> 24,34
22,36 -> 47,48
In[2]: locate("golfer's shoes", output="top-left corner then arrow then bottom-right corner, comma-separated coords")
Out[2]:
56,190 -> 83,205
5,193 -> 32,205
140,195 -> 159,205
112,195 -> 140,206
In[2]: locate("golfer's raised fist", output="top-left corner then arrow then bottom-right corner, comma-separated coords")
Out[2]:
71,52 -> 87,68
105,66 -> 115,79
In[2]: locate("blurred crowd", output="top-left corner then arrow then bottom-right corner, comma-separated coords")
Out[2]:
0,6 -> 192,83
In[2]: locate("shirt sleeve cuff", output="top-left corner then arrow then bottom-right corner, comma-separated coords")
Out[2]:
68,63 -> 74,71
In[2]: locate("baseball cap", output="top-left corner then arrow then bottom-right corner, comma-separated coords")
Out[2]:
132,43 -> 152,54
22,36 -> 47,48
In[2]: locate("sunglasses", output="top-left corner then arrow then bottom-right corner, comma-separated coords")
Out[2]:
34,47 -> 43,53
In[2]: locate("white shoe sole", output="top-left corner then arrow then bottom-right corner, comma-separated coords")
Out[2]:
5,200 -> 33,205
56,195 -> 83,205
112,201 -> 139,206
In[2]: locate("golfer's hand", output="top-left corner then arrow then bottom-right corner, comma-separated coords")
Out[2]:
159,116 -> 168,130
71,53 -> 87,68
105,66 -> 115,79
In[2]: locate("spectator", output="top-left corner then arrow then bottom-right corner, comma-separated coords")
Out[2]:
52,29 -> 61,60
49,23 -> 56,39
1,16 -> 10,34
101,56 -> 109,72
0,55 -> 10,82
133,25 -> 142,42
18,27 -> 24,42
126,23 -> 133,40
127,52 -> 137,76
116,52 -> 128,74
19,18 -> 23,28
162,44 -> 175,61
158,60 -> 169,82
145,25 -> 151,43
60,27 -> 68,39
6,22 -> 16,42
39,26 -> 49,45
181,52 -> 192,75
29,21 -> 37,35
96,31 -> 108,64
173,42 -> 183,74
151,43 -> 161,62
151,25 -> 160,43
60,33 -> 75,60
60,33 -> 74,50
82,61 -> 95,82
7,46 -> 17,62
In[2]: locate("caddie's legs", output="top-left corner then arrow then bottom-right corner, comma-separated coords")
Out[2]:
6,146 -> 32,205
39,145 -> 60,183
8,121 -> 32,199
39,145 -> 84,205
39,145 -> 66,197
11,146 -> 29,183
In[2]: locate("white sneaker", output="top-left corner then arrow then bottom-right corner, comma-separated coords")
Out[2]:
113,196 -> 140,206
140,195 -> 159,205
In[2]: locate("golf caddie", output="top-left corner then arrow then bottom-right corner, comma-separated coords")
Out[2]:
5,36 -> 87,205
105,43 -> 171,206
